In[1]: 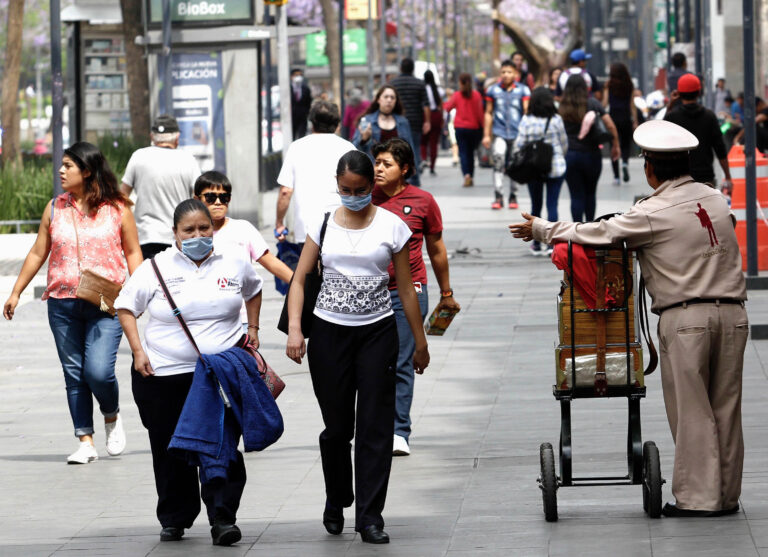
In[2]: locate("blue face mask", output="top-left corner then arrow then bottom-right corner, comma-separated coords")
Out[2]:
180,236 -> 214,260
340,193 -> 372,212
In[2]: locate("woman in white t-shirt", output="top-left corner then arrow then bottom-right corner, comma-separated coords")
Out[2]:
285,150 -> 429,545
115,199 -> 264,546
194,171 -> 293,329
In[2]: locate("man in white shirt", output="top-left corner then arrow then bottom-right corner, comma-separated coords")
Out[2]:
275,101 -> 357,261
121,115 -> 201,259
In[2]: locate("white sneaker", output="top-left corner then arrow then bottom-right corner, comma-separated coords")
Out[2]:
105,414 -> 126,456
67,441 -> 98,464
393,435 -> 410,456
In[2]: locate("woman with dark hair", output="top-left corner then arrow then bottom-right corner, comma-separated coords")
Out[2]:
371,138 -> 458,456
115,198 -> 264,545
559,74 -> 621,222
548,67 -> 563,96
444,72 -> 485,186
352,85 -> 415,161
3,141 -> 142,464
513,87 -> 568,255
603,62 -> 638,184
421,70 -> 444,175
286,150 -> 429,545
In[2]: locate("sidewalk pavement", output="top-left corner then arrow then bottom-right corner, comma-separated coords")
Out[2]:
1,156 -> 767,557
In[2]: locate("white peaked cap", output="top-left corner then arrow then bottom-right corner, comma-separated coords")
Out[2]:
633,119 -> 699,152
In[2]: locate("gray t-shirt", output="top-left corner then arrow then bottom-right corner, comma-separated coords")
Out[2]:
122,146 -> 200,245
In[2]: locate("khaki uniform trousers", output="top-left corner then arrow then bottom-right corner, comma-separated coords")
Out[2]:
658,302 -> 748,511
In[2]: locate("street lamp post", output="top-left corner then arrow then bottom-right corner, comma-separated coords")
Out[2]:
743,0 -> 758,276
50,0 -> 63,195
339,0 -> 345,119
161,0 -> 173,113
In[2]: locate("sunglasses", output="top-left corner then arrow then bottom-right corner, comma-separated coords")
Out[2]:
201,192 -> 231,204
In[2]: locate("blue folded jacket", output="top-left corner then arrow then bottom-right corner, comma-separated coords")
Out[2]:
169,347 -> 284,483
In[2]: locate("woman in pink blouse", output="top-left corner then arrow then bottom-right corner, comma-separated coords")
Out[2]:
3,142 -> 142,464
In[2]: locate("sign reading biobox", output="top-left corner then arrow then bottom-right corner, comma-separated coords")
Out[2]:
147,0 -> 254,26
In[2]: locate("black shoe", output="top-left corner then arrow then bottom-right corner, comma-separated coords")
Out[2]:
430,169 -> 437,176
360,524 -> 390,544
713,504 -> 740,516
662,502 -> 719,517
160,526 -> 184,541
622,164 -> 630,182
211,523 -> 242,546
323,502 -> 344,535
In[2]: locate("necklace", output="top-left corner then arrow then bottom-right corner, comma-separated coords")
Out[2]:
343,208 -> 374,254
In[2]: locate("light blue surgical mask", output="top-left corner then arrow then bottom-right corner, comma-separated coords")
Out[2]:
340,193 -> 372,212
180,236 -> 214,260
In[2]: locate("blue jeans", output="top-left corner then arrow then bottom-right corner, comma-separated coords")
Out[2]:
455,128 -> 482,177
47,298 -> 123,437
528,175 -> 565,250
390,288 -> 429,441
565,150 -> 602,222
528,175 -> 564,221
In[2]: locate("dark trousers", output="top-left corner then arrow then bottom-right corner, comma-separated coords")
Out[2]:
409,131 -> 422,187
565,150 -> 602,222
140,243 -> 171,261
611,118 -> 633,178
131,367 -> 246,528
454,128 -> 482,177
421,110 -> 444,171
528,175 -> 564,250
307,315 -> 398,531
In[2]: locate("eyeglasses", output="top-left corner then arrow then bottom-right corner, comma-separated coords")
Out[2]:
202,192 -> 231,204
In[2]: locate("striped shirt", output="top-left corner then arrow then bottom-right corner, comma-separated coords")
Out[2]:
389,74 -> 429,130
513,114 -> 569,178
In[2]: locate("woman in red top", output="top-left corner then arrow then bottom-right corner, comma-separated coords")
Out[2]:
444,73 -> 485,187
371,138 -> 460,457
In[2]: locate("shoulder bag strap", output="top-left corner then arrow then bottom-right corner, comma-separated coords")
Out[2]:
544,116 -> 551,135
150,257 -> 200,355
69,204 -> 83,273
317,211 -> 331,274
150,256 -> 232,407
637,274 -> 658,375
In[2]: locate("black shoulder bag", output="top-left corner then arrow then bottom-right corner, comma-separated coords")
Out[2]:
505,117 -> 553,184
277,211 -> 331,337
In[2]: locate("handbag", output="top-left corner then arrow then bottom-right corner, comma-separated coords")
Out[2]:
70,206 -> 122,316
587,111 -> 613,146
239,344 -> 286,399
505,117 -> 554,184
150,257 -> 285,399
277,211 -> 331,337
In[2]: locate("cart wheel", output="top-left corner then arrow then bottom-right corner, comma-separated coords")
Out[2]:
642,441 -> 662,518
539,442 -> 558,522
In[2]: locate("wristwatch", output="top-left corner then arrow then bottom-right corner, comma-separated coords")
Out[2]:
440,289 -> 454,298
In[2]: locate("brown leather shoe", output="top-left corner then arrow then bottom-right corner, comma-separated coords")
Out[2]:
463,175 -> 473,187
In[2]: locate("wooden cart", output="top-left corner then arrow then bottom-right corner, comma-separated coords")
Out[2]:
538,242 -> 664,521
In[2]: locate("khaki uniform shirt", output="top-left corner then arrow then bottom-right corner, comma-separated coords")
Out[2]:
532,175 -> 747,313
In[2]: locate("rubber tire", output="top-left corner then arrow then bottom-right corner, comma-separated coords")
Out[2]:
643,441 -> 662,518
540,442 -> 558,522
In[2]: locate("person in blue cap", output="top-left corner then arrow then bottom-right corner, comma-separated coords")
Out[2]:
555,49 -> 602,100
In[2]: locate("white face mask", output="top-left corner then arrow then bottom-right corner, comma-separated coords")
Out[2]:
292,75 -> 303,85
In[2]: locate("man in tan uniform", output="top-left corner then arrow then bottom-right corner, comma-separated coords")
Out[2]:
509,119 -> 748,517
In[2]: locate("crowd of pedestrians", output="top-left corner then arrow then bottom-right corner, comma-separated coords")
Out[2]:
0,41 -> 754,547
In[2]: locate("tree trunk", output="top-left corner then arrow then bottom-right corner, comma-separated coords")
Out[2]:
319,0 -> 341,105
1,0 -> 25,168
120,0 -> 151,142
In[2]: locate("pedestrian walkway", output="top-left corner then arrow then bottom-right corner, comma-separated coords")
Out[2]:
0,155 -> 767,556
